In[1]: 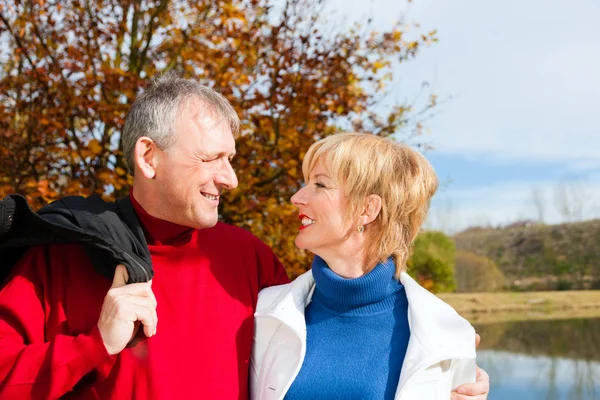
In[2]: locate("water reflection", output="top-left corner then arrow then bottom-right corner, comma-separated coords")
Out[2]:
478,350 -> 600,400
473,318 -> 600,400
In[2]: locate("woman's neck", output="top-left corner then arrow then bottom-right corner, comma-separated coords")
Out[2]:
316,249 -> 371,278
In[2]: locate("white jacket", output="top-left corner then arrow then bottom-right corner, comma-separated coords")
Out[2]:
250,270 -> 477,400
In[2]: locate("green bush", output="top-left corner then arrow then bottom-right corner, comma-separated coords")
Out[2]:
407,231 -> 456,293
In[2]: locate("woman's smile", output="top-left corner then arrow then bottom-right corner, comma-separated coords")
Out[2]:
299,214 -> 316,230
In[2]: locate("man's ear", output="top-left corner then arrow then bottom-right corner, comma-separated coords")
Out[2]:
359,194 -> 382,227
134,137 -> 158,179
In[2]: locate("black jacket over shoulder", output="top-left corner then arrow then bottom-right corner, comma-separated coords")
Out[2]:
0,194 -> 153,285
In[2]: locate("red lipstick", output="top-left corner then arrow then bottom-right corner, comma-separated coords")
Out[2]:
298,214 -> 312,231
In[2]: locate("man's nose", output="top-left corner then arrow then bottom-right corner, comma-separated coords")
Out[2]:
217,159 -> 238,190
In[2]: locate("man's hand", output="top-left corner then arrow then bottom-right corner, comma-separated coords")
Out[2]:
97,264 -> 157,355
451,334 -> 491,400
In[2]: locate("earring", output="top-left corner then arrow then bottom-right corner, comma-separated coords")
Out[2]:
357,226 -> 364,233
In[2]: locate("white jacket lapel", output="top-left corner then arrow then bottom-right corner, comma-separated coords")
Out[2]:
255,270 -> 315,338
396,272 -> 476,392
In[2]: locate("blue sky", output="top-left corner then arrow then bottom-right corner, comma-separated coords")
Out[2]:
324,0 -> 600,232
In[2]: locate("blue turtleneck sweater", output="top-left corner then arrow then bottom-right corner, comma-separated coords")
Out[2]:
285,256 -> 410,400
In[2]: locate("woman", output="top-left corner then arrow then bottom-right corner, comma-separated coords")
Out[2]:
250,133 -> 489,399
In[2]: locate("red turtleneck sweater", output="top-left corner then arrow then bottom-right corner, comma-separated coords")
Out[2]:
0,194 -> 289,399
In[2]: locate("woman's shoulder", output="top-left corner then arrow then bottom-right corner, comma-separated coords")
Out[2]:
256,281 -> 292,311
400,271 -> 476,359
256,270 -> 315,314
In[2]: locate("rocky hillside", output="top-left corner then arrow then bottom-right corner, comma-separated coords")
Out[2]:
453,219 -> 600,290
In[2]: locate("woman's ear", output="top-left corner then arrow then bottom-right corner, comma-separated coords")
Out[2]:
360,194 -> 382,227
133,137 -> 158,179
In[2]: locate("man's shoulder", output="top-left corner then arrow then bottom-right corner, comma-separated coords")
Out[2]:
23,243 -> 92,263
2,243 -> 98,288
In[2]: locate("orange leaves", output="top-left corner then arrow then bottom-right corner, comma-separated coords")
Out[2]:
372,60 -> 389,72
19,179 -> 60,206
87,139 -> 103,156
96,168 -> 128,192
1,0 -> 437,277
36,180 -> 58,200
284,159 -> 299,178
221,1 -> 247,24
419,278 -> 435,291
391,30 -> 403,42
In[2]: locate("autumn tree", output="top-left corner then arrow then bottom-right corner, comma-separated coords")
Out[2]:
0,0 -> 437,277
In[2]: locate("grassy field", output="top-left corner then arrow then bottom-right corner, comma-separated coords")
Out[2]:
438,290 -> 600,324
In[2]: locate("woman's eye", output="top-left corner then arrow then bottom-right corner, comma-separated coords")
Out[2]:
315,182 -> 326,188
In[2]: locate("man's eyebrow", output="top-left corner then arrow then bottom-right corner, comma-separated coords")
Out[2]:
204,151 -> 236,158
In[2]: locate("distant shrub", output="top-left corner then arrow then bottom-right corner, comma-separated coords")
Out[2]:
556,279 -> 573,291
407,231 -> 456,293
454,251 -> 505,292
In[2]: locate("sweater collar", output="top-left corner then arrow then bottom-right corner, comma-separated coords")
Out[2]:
311,256 -> 405,315
130,191 -> 194,246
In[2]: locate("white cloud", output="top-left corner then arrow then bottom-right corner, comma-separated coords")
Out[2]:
324,0 -> 600,170
400,0 -> 600,170
426,178 -> 600,233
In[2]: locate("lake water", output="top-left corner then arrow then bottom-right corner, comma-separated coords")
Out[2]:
474,317 -> 600,400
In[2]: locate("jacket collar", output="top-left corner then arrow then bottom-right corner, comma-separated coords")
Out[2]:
256,269 -> 475,363
255,270 -> 316,339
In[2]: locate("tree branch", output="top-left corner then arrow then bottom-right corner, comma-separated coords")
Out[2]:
137,0 -> 169,73
128,0 -> 141,73
0,11 -> 36,69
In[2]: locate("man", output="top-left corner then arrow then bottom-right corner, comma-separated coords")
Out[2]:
0,75 -> 489,399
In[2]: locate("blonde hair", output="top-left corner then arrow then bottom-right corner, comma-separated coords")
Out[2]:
302,133 -> 438,277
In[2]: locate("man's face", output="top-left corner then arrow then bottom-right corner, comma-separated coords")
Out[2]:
153,101 -> 238,229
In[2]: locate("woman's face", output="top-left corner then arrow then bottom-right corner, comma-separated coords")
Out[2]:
290,159 -> 354,257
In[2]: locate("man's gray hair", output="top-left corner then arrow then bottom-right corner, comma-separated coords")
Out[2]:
122,73 -> 240,173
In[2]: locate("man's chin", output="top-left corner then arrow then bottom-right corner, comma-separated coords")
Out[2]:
192,215 -> 219,230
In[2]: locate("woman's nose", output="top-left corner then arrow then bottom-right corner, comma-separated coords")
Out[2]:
291,186 -> 307,207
